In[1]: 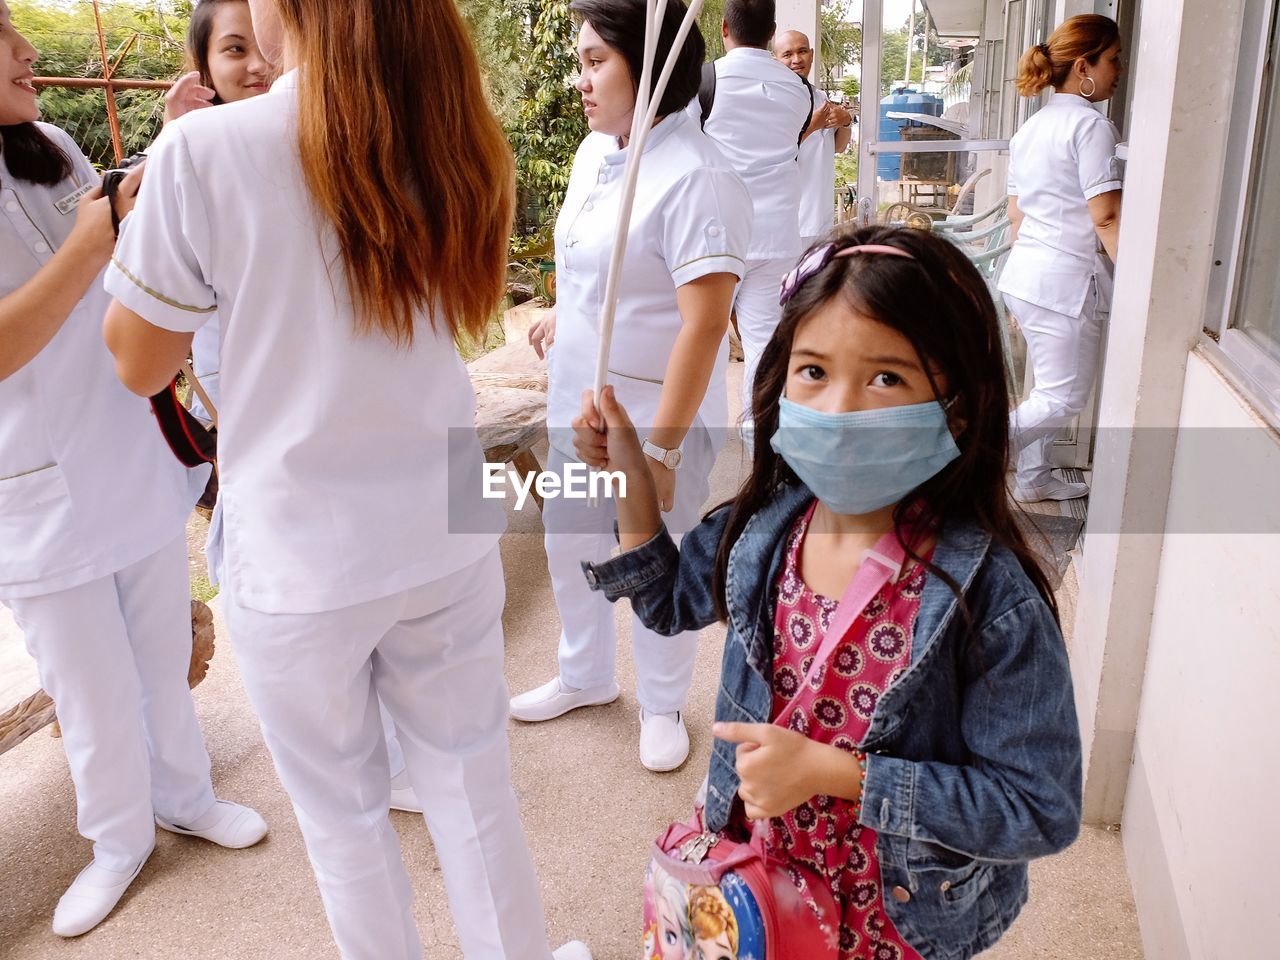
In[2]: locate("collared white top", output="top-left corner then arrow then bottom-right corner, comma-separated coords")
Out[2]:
797,85 -> 837,238
686,46 -> 811,260
105,72 -> 501,615
549,110 -> 751,457
0,123 -> 196,600
998,93 -> 1123,316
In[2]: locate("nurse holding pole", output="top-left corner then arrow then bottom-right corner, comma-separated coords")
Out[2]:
0,2 -> 266,939
102,0 -> 586,957
998,14 -> 1124,503
509,0 -> 751,775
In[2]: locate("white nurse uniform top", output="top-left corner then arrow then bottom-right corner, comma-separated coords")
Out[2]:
105,72 -> 500,616
997,92 -> 1123,317
549,109 -> 752,457
798,86 -> 837,243
0,123 -> 195,600
687,46 -> 810,262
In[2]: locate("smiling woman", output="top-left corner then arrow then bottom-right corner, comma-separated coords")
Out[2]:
1,0 -> 268,939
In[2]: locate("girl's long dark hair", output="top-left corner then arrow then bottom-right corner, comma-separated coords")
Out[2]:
710,225 -> 1060,628
186,0 -> 241,103
0,123 -> 73,187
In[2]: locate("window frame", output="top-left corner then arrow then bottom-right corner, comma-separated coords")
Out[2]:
1201,0 -> 1280,429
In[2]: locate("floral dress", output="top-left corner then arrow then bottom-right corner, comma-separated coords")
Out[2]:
763,502 -> 932,960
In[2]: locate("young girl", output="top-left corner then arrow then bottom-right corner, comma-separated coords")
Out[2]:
574,227 -> 1082,959
0,0 -> 265,938
102,0 -> 584,956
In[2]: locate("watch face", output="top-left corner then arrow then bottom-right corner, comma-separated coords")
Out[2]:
666,450 -> 682,469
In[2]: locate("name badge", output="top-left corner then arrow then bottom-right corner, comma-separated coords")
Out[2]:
54,182 -> 96,216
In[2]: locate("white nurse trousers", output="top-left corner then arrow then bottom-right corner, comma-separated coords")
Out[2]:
1004,282 -> 1103,490
225,547 -> 550,960
543,425 -> 715,715
734,257 -> 795,426
5,534 -> 217,873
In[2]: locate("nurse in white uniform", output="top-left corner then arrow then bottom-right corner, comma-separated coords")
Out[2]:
998,14 -> 1124,503
0,3 -> 266,939
689,0 -> 812,431
774,30 -> 853,249
167,0 -> 421,817
509,0 -> 751,773
100,0 -> 585,957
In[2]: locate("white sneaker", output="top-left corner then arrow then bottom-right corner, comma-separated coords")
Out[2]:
155,799 -> 268,849
639,709 -> 689,772
509,676 -> 620,722
1012,476 -> 1089,503
52,847 -> 152,937
389,769 -> 423,814
552,941 -> 593,960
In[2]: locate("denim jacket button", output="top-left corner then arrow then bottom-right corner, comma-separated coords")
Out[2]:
891,885 -> 911,903
939,881 -> 952,892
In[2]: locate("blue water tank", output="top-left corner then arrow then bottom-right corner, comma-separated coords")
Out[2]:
877,89 -> 944,181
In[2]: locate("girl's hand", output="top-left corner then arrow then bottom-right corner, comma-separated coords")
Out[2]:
714,722 -> 864,821
163,71 -> 216,124
572,385 -> 648,477
528,306 -> 556,359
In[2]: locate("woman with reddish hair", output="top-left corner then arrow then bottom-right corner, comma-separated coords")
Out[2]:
102,0 -> 587,956
999,14 -> 1124,503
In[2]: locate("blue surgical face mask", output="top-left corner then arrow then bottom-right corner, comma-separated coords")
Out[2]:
769,397 -> 961,515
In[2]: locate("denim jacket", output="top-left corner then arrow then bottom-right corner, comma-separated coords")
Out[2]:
584,482 -> 1082,960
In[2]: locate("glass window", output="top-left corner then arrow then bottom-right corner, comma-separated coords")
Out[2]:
1231,2 -> 1280,364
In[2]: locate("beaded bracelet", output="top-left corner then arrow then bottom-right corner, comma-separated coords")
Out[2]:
852,749 -> 868,822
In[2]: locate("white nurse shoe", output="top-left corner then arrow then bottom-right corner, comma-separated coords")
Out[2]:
639,708 -> 689,772
388,769 -> 423,814
52,847 -> 152,937
553,941 -> 593,960
509,676 -> 620,722
155,799 -> 268,848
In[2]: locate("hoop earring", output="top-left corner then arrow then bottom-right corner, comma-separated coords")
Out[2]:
1080,75 -> 1096,98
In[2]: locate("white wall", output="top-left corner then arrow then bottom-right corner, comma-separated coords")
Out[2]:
1125,354 -> 1280,959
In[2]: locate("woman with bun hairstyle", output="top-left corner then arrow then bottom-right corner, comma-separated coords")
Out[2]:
998,14 -> 1124,503
101,0 -> 587,956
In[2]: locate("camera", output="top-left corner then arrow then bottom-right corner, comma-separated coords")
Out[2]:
101,152 -> 147,235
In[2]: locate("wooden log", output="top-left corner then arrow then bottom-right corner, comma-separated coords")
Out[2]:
0,690 -> 56,755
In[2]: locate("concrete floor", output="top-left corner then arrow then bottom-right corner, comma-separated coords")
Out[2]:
0,364 -> 1143,959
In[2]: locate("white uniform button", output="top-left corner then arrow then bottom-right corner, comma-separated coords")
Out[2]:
708,226 -> 721,238
34,241 -> 49,253
598,173 -> 608,184
584,202 -> 594,212
4,201 -> 18,213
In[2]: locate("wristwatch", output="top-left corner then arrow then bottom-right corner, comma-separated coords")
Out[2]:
641,438 -> 682,470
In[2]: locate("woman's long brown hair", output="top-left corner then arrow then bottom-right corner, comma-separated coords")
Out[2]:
274,0 -> 514,345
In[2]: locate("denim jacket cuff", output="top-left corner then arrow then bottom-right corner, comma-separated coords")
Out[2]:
580,524 -> 679,602
859,753 -> 917,839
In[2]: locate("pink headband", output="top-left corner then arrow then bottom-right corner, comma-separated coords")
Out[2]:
833,244 -> 916,261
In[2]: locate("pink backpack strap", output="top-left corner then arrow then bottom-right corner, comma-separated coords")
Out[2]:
788,529 -> 910,706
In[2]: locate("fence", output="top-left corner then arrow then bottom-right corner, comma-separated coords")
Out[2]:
27,0 -> 175,167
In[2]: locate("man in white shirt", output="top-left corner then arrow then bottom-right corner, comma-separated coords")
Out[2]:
775,30 -> 853,248
689,0 -> 812,430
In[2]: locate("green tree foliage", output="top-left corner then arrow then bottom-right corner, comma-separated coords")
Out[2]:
819,0 -> 860,92
505,0 -> 589,250
12,0 -> 189,167
879,14 -> 948,96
